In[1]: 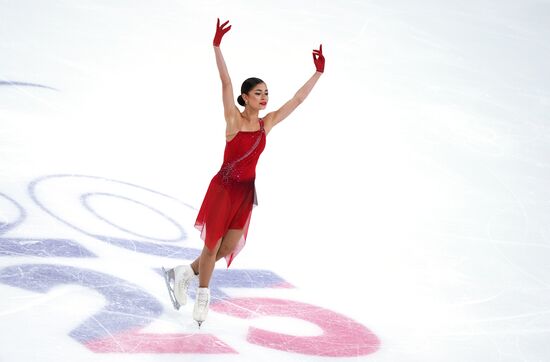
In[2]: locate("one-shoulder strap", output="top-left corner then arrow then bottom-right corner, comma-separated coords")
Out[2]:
259,118 -> 264,131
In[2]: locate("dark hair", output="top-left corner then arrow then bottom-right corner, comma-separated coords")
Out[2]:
237,77 -> 265,107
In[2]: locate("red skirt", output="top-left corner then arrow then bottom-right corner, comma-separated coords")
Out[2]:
194,174 -> 257,267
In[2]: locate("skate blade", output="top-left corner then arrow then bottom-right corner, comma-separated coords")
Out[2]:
162,266 -> 181,310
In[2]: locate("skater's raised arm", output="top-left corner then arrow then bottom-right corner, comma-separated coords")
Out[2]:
264,44 -> 325,132
213,18 -> 239,123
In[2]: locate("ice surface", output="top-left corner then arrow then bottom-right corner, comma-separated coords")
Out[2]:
1,0 -> 549,361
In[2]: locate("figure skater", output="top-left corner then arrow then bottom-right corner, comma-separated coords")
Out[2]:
163,18 -> 325,327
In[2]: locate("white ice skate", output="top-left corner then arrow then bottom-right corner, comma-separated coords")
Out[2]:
193,287 -> 210,328
162,265 -> 196,310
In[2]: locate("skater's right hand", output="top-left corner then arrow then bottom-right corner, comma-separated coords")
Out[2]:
213,18 -> 231,47
313,44 -> 325,73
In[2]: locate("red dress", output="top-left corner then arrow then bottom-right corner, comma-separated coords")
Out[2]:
194,118 -> 266,267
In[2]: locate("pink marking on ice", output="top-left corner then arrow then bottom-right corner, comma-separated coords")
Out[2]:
211,297 -> 380,357
85,329 -> 237,354
273,281 -> 294,288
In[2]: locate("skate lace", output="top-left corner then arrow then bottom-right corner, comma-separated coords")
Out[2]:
197,292 -> 209,308
177,275 -> 191,292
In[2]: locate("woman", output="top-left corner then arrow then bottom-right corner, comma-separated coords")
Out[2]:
163,18 -> 325,327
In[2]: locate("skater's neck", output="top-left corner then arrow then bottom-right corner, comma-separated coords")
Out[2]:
241,108 -> 260,123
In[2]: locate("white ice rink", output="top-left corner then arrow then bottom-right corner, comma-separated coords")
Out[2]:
1,0 -> 550,361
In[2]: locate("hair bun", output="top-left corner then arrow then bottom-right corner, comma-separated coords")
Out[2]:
237,95 -> 245,107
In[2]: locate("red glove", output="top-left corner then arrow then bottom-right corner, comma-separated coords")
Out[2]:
213,18 -> 231,47
313,44 -> 325,73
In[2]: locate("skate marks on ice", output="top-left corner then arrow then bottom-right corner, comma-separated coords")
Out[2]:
0,80 -> 58,91
0,174 -> 380,358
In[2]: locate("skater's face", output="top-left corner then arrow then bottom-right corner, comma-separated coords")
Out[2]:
243,83 -> 268,110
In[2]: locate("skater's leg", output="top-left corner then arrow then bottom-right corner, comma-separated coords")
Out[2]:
198,237 -> 223,288
196,229 -> 243,288
193,230 -> 242,327
216,229 -> 244,260
190,257 -> 200,275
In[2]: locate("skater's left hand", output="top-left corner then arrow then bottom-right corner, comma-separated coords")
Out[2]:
313,44 -> 325,73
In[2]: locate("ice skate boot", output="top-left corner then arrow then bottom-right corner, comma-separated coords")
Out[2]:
162,265 -> 196,310
173,265 -> 196,306
193,287 -> 210,328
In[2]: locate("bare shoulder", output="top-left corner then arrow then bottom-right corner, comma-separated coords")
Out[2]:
224,105 -> 241,124
224,106 -> 241,128
262,112 -> 276,134
225,110 -> 245,138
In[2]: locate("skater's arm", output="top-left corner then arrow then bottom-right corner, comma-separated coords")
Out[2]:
214,47 -> 239,121
213,19 -> 239,123
265,45 -> 324,130
267,71 -> 322,128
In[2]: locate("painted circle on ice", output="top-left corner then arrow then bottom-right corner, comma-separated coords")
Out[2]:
81,192 -> 185,242
0,192 -> 26,234
28,174 -> 200,259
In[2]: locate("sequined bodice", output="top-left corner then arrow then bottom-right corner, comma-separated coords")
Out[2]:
218,119 -> 266,184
